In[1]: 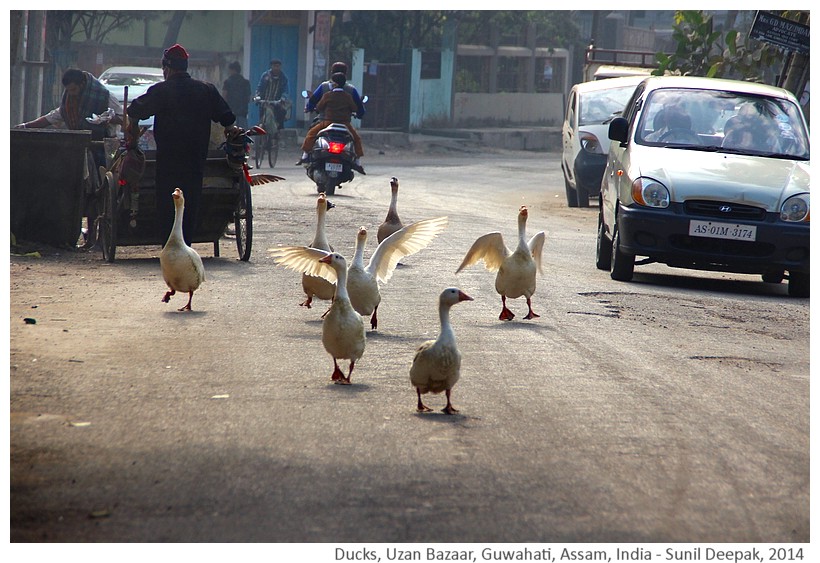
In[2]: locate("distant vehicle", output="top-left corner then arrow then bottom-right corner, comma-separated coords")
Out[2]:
99,66 -> 163,150
583,46 -> 660,82
561,75 -> 646,207
598,76 -> 810,297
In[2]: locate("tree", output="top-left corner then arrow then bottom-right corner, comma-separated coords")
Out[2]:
653,9 -> 806,88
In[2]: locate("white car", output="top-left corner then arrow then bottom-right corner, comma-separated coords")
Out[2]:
99,66 -> 163,149
598,76 -> 810,297
561,75 -> 647,207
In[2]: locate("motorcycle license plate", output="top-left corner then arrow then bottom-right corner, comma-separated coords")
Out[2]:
325,162 -> 344,173
688,220 -> 757,241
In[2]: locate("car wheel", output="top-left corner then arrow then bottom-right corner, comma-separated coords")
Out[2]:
563,165 -> 579,208
788,271 -> 809,297
610,226 -> 634,281
595,212 -> 612,270
762,270 -> 784,284
573,165 -> 591,208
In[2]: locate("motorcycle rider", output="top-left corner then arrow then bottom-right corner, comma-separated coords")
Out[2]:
304,61 -> 366,122
297,72 -> 365,174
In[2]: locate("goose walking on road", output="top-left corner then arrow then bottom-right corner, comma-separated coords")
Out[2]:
409,288 -> 473,414
456,206 -> 545,321
300,194 -> 336,309
377,177 -> 404,244
347,217 -> 448,330
159,188 -> 205,311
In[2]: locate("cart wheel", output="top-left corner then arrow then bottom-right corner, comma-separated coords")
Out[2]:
269,130 -> 279,168
100,172 -> 117,263
234,175 -> 252,261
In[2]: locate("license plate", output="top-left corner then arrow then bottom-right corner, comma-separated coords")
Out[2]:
689,220 -> 757,241
325,162 -> 343,173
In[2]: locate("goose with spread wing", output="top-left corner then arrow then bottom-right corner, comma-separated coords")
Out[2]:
456,205 -> 545,321
347,216 -> 448,330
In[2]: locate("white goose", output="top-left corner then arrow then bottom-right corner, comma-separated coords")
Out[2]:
347,217 -> 448,330
159,188 -> 205,311
300,193 -> 336,309
269,248 -> 366,384
456,205 -> 545,321
377,176 -> 403,244
409,287 -> 473,414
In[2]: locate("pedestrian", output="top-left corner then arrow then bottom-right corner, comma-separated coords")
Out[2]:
15,68 -> 124,249
222,60 -> 251,129
15,68 -> 123,163
304,61 -> 366,122
255,58 -> 290,130
298,72 -> 365,174
127,43 -> 240,245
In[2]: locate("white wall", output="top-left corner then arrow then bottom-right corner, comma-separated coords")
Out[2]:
452,92 -> 565,126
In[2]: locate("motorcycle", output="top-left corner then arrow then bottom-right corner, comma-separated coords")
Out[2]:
300,89 -> 367,196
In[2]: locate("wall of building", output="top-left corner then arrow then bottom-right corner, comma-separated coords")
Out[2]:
409,48 -> 455,129
452,92 -> 564,127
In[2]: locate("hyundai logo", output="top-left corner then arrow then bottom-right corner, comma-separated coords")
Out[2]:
720,205 -> 732,213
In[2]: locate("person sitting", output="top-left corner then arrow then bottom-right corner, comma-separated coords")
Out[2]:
297,72 -> 365,173
305,61 -> 366,122
645,106 -> 691,142
721,103 -> 778,152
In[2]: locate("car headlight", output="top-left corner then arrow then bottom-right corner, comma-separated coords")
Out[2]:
579,132 -> 604,154
631,177 -> 670,208
780,194 -> 810,222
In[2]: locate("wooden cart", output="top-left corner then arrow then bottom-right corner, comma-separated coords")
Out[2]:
96,140 -> 252,262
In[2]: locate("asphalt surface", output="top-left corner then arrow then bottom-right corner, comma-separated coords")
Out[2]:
8,145 -> 810,558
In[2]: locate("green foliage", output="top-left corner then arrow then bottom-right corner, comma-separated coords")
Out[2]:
653,10 -> 789,83
329,10 -> 581,64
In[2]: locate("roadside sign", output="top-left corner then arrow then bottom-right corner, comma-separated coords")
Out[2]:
749,11 -> 810,55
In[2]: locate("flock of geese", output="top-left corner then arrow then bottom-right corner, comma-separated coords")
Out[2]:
159,177 -> 546,414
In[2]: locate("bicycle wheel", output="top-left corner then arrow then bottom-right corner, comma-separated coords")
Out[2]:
268,130 -> 279,168
100,171 -> 118,263
255,134 -> 267,169
234,175 -> 252,261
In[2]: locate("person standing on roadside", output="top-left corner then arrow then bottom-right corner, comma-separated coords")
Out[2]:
127,43 -> 240,245
222,61 -> 251,129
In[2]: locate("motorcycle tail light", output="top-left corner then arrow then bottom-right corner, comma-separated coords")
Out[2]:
328,142 -> 345,154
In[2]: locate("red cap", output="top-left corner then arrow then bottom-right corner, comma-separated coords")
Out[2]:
162,44 -> 189,70
164,44 -> 188,60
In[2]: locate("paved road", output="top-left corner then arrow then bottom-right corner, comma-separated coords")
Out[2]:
9,148 -> 809,551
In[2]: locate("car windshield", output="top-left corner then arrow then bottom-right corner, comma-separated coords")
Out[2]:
635,87 -> 810,159
579,85 -> 638,125
100,73 -> 162,87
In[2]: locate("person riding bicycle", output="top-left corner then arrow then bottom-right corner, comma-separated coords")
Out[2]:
297,72 -> 365,174
304,61 -> 366,123
255,58 -> 290,131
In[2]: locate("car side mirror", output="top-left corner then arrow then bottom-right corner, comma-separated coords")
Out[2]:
609,117 -> 629,146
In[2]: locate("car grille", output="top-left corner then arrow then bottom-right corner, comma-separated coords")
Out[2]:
684,200 -> 767,222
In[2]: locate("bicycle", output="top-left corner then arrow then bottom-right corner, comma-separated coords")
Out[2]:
253,97 -> 286,169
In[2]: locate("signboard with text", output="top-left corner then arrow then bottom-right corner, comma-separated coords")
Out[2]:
749,11 -> 809,55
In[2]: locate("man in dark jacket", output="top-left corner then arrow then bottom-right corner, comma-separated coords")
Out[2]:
222,61 -> 251,128
127,44 -> 238,245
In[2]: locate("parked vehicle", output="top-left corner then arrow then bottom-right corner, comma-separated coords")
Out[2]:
597,76 -> 810,297
99,66 -> 163,150
562,75 -> 646,207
